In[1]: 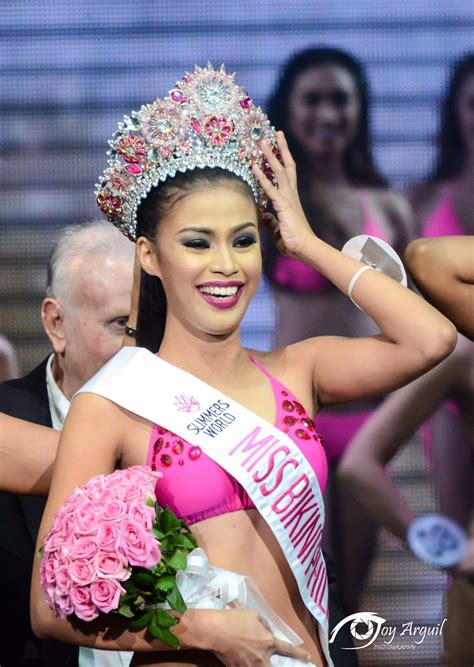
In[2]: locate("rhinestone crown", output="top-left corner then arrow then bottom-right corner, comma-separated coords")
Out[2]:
96,63 -> 279,240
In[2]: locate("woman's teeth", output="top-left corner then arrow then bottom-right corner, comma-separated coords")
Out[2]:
199,285 -> 239,297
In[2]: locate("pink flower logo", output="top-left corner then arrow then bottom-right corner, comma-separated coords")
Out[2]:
174,394 -> 200,413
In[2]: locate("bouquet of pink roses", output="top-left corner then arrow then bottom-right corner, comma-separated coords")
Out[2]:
39,465 -> 197,648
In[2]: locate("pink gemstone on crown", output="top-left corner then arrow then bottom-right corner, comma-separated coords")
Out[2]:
170,89 -> 188,104
191,117 -> 202,133
117,134 -> 147,164
125,164 -> 143,175
181,143 -> 190,154
240,96 -> 252,109
161,147 -> 171,158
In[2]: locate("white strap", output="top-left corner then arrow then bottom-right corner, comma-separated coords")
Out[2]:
347,265 -> 373,309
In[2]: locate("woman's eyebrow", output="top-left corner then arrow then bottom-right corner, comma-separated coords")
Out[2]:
177,222 -> 257,235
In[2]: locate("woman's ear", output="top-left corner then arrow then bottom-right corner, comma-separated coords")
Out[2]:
136,236 -> 162,279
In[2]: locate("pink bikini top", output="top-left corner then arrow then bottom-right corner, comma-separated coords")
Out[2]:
271,190 -> 389,294
147,356 -> 327,526
421,183 -> 465,238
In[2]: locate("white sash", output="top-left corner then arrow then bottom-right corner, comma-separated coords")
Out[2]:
76,347 -> 332,666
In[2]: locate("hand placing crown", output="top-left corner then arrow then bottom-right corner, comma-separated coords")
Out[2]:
96,63 -> 281,240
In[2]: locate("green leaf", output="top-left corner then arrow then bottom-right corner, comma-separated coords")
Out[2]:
160,508 -> 181,533
153,608 -> 178,628
154,576 -> 176,592
148,623 -> 180,649
130,609 -> 153,630
169,534 -> 196,550
122,580 -> 141,595
167,549 -> 187,571
167,585 -> 186,614
152,527 -> 165,540
146,497 -> 155,507
116,604 -> 135,619
132,572 -> 156,591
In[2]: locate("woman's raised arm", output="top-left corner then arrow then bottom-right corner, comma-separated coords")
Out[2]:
254,132 -> 457,408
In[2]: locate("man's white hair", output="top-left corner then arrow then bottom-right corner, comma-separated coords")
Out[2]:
46,220 -> 134,308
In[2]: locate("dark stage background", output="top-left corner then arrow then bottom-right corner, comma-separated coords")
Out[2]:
1,2 -> 473,665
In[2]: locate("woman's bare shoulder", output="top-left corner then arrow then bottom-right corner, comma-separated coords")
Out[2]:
68,391 -> 153,438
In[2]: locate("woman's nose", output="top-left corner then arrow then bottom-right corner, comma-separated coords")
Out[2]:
209,245 -> 238,275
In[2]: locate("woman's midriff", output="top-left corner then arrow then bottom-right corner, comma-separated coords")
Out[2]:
131,509 -> 326,667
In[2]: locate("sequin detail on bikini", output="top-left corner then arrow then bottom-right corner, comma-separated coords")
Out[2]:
280,392 -> 323,445
150,429 -> 202,469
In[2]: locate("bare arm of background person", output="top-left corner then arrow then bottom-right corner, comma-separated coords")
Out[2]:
405,236 -> 474,341
0,413 -> 58,495
337,336 -> 474,576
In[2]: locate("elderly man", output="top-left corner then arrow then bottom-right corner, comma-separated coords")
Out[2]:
0,221 -> 134,667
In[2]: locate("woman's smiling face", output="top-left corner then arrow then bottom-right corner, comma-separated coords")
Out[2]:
138,180 -> 261,339
288,64 -> 360,160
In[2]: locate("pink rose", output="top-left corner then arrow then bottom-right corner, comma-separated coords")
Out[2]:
94,551 -> 130,581
67,488 -> 90,511
75,511 -> 99,536
56,565 -> 73,592
99,499 -> 127,523
69,559 -> 96,586
118,483 -> 143,503
90,579 -> 125,614
54,592 -> 74,619
70,585 -> 99,621
40,554 -> 57,586
96,523 -> 120,552
70,536 -> 98,561
127,501 -> 156,531
118,520 -> 161,569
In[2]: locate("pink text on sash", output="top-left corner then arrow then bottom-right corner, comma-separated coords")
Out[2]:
228,426 -> 327,615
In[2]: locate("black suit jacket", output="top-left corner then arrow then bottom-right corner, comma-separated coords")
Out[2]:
0,358 -> 78,666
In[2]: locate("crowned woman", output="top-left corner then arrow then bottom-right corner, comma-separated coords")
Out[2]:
31,64 -> 456,667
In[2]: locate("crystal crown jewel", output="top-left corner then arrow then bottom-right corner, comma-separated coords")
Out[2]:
96,63 -> 279,240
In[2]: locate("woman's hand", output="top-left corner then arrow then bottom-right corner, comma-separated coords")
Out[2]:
210,608 -> 312,666
253,131 -> 315,259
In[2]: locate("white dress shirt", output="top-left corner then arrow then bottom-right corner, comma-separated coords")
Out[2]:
45,355 -> 133,667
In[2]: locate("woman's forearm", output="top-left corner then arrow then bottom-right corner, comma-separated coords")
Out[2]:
32,591 -> 223,654
338,457 -> 415,541
0,413 -> 58,495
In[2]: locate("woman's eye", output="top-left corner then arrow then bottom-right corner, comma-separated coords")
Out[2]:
233,235 -> 257,248
183,239 -> 210,249
303,93 -> 322,107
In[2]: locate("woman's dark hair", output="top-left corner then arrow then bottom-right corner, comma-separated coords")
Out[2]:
432,52 -> 474,181
135,167 -> 255,352
267,46 -> 387,188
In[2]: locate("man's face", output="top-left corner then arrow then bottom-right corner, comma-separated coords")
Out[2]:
55,255 -> 133,399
